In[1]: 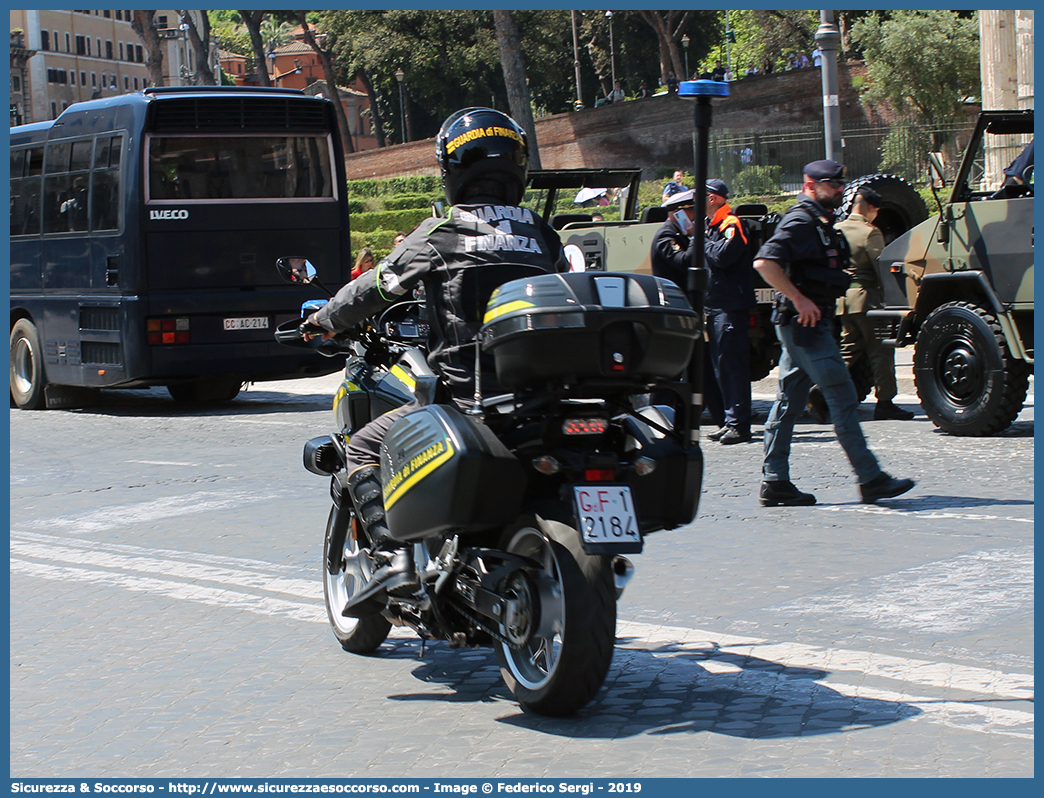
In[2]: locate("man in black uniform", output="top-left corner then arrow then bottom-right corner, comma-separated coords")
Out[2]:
307,108 -> 566,599
650,189 -> 724,426
753,159 -> 915,507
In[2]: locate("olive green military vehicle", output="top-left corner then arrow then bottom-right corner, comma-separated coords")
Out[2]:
525,168 -> 928,385
868,110 -> 1033,436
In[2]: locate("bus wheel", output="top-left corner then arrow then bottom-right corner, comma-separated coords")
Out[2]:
10,319 -> 48,410
167,377 -> 243,404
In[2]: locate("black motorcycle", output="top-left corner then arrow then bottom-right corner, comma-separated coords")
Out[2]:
275,258 -> 703,715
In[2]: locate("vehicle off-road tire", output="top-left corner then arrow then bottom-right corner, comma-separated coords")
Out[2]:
323,505 -> 392,653
167,377 -> 243,403
840,174 -> 929,245
10,319 -> 48,410
914,301 -> 1030,436
495,516 -> 616,716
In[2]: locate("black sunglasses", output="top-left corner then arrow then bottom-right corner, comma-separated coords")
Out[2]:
816,178 -> 846,188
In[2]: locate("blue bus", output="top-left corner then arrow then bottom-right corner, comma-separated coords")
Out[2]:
10,86 -> 351,408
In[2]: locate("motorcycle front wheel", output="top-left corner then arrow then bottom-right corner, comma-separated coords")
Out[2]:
495,517 -> 616,716
323,505 -> 392,653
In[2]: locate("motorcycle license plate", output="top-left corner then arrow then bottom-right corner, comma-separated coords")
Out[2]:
573,485 -> 641,546
223,316 -> 269,331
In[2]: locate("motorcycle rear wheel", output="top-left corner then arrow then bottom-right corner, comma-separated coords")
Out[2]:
495,517 -> 616,716
323,506 -> 391,653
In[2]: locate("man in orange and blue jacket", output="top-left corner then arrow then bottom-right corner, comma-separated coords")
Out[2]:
703,179 -> 756,444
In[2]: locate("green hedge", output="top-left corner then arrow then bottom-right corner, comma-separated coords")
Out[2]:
346,175 -> 442,198
732,165 -> 784,196
351,207 -> 433,234
383,193 -> 441,211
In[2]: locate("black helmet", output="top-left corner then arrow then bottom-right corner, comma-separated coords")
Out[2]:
436,107 -> 528,206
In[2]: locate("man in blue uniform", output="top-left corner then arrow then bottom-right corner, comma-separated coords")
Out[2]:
753,160 -> 915,506
650,188 -> 724,426
702,179 -> 755,444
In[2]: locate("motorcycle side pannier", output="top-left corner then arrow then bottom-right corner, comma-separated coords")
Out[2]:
480,272 -> 699,390
380,404 -> 527,541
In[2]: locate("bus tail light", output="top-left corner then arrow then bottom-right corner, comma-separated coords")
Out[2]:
147,317 -> 190,345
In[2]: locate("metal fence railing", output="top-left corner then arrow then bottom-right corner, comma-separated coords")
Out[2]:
707,119 -> 978,193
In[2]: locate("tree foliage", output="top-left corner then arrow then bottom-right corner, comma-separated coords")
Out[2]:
851,11 -> 980,126
709,10 -> 818,76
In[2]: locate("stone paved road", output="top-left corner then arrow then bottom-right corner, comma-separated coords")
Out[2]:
9,364 -> 1033,778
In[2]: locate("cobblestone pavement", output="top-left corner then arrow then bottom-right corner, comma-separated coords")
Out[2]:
9,361 -> 1033,778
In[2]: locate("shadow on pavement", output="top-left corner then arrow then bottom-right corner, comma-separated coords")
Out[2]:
42,386 -> 333,418
383,636 -> 920,739
840,494 -> 1034,512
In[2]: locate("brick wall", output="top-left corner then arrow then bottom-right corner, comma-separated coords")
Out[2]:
344,63 -> 873,182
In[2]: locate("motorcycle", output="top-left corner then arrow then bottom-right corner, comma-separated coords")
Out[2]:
274,258 -> 704,716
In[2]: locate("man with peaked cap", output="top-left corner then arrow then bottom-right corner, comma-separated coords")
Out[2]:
702,179 -> 755,444
753,159 -> 915,506
650,188 -> 725,428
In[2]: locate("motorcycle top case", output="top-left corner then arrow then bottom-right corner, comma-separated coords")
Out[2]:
480,272 -> 700,390
380,404 -> 527,541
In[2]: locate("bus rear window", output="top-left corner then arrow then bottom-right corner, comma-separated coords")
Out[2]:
148,135 -> 334,201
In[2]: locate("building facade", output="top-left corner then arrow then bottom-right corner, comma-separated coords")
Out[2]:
269,36 -> 378,152
9,9 -> 212,125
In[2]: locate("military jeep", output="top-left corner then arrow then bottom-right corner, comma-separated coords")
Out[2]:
869,110 -> 1033,436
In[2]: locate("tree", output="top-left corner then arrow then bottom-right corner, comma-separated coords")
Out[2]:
178,10 -> 216,85
296,13 -> 355,155
852,11 -> 980,143
237,10 -> 271,86
637,11 -> 694,82
493,10 -> 540,169
131,11 -> 165,87
712,10 -> 817,75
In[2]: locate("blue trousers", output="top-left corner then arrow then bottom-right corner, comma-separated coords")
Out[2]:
706,308 -> 752,431
763,321 -> 882,484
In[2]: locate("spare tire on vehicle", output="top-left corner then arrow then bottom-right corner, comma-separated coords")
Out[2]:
839,174 -> 929,245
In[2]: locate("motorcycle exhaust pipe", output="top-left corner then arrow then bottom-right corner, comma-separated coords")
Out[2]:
612,556 -> 635,599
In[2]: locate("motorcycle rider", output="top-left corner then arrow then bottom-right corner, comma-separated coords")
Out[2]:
305,107 -> 567,611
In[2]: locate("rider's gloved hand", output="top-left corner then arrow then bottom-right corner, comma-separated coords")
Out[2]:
301,314 -> 336,341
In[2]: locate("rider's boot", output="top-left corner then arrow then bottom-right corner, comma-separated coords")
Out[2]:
341,466 -> 419,617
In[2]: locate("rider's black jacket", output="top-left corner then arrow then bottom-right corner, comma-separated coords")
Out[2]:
312,201 -> 567,400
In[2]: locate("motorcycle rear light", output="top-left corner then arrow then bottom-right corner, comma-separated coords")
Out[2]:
633,457 -> 656,476
562,418 -> 609,435
584,468 -> 615,481
146,317 -> 190,345
532,455 -> 561,475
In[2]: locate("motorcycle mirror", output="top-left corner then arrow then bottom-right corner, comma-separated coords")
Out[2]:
276,257 -> 333,298
277,256 -> 318,285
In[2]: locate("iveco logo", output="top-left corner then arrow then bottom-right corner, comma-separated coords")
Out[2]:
150,209 -> 189,220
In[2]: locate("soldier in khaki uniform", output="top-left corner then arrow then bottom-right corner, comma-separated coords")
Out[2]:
835,187 -> 915,420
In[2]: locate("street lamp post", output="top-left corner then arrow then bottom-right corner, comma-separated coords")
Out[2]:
605,11 -> 616,95
570,10 -> 583,110
395,68 -> 406,144
678,77 -> 729,440
815,11 -> 842,161
681,34 -> 690,78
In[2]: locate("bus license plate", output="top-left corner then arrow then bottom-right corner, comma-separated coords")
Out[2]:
574,485 -> 640,545
755,288 -> 775,304
223,316 -> 269,331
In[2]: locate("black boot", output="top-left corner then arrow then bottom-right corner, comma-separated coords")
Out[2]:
342,467 -> 418,617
